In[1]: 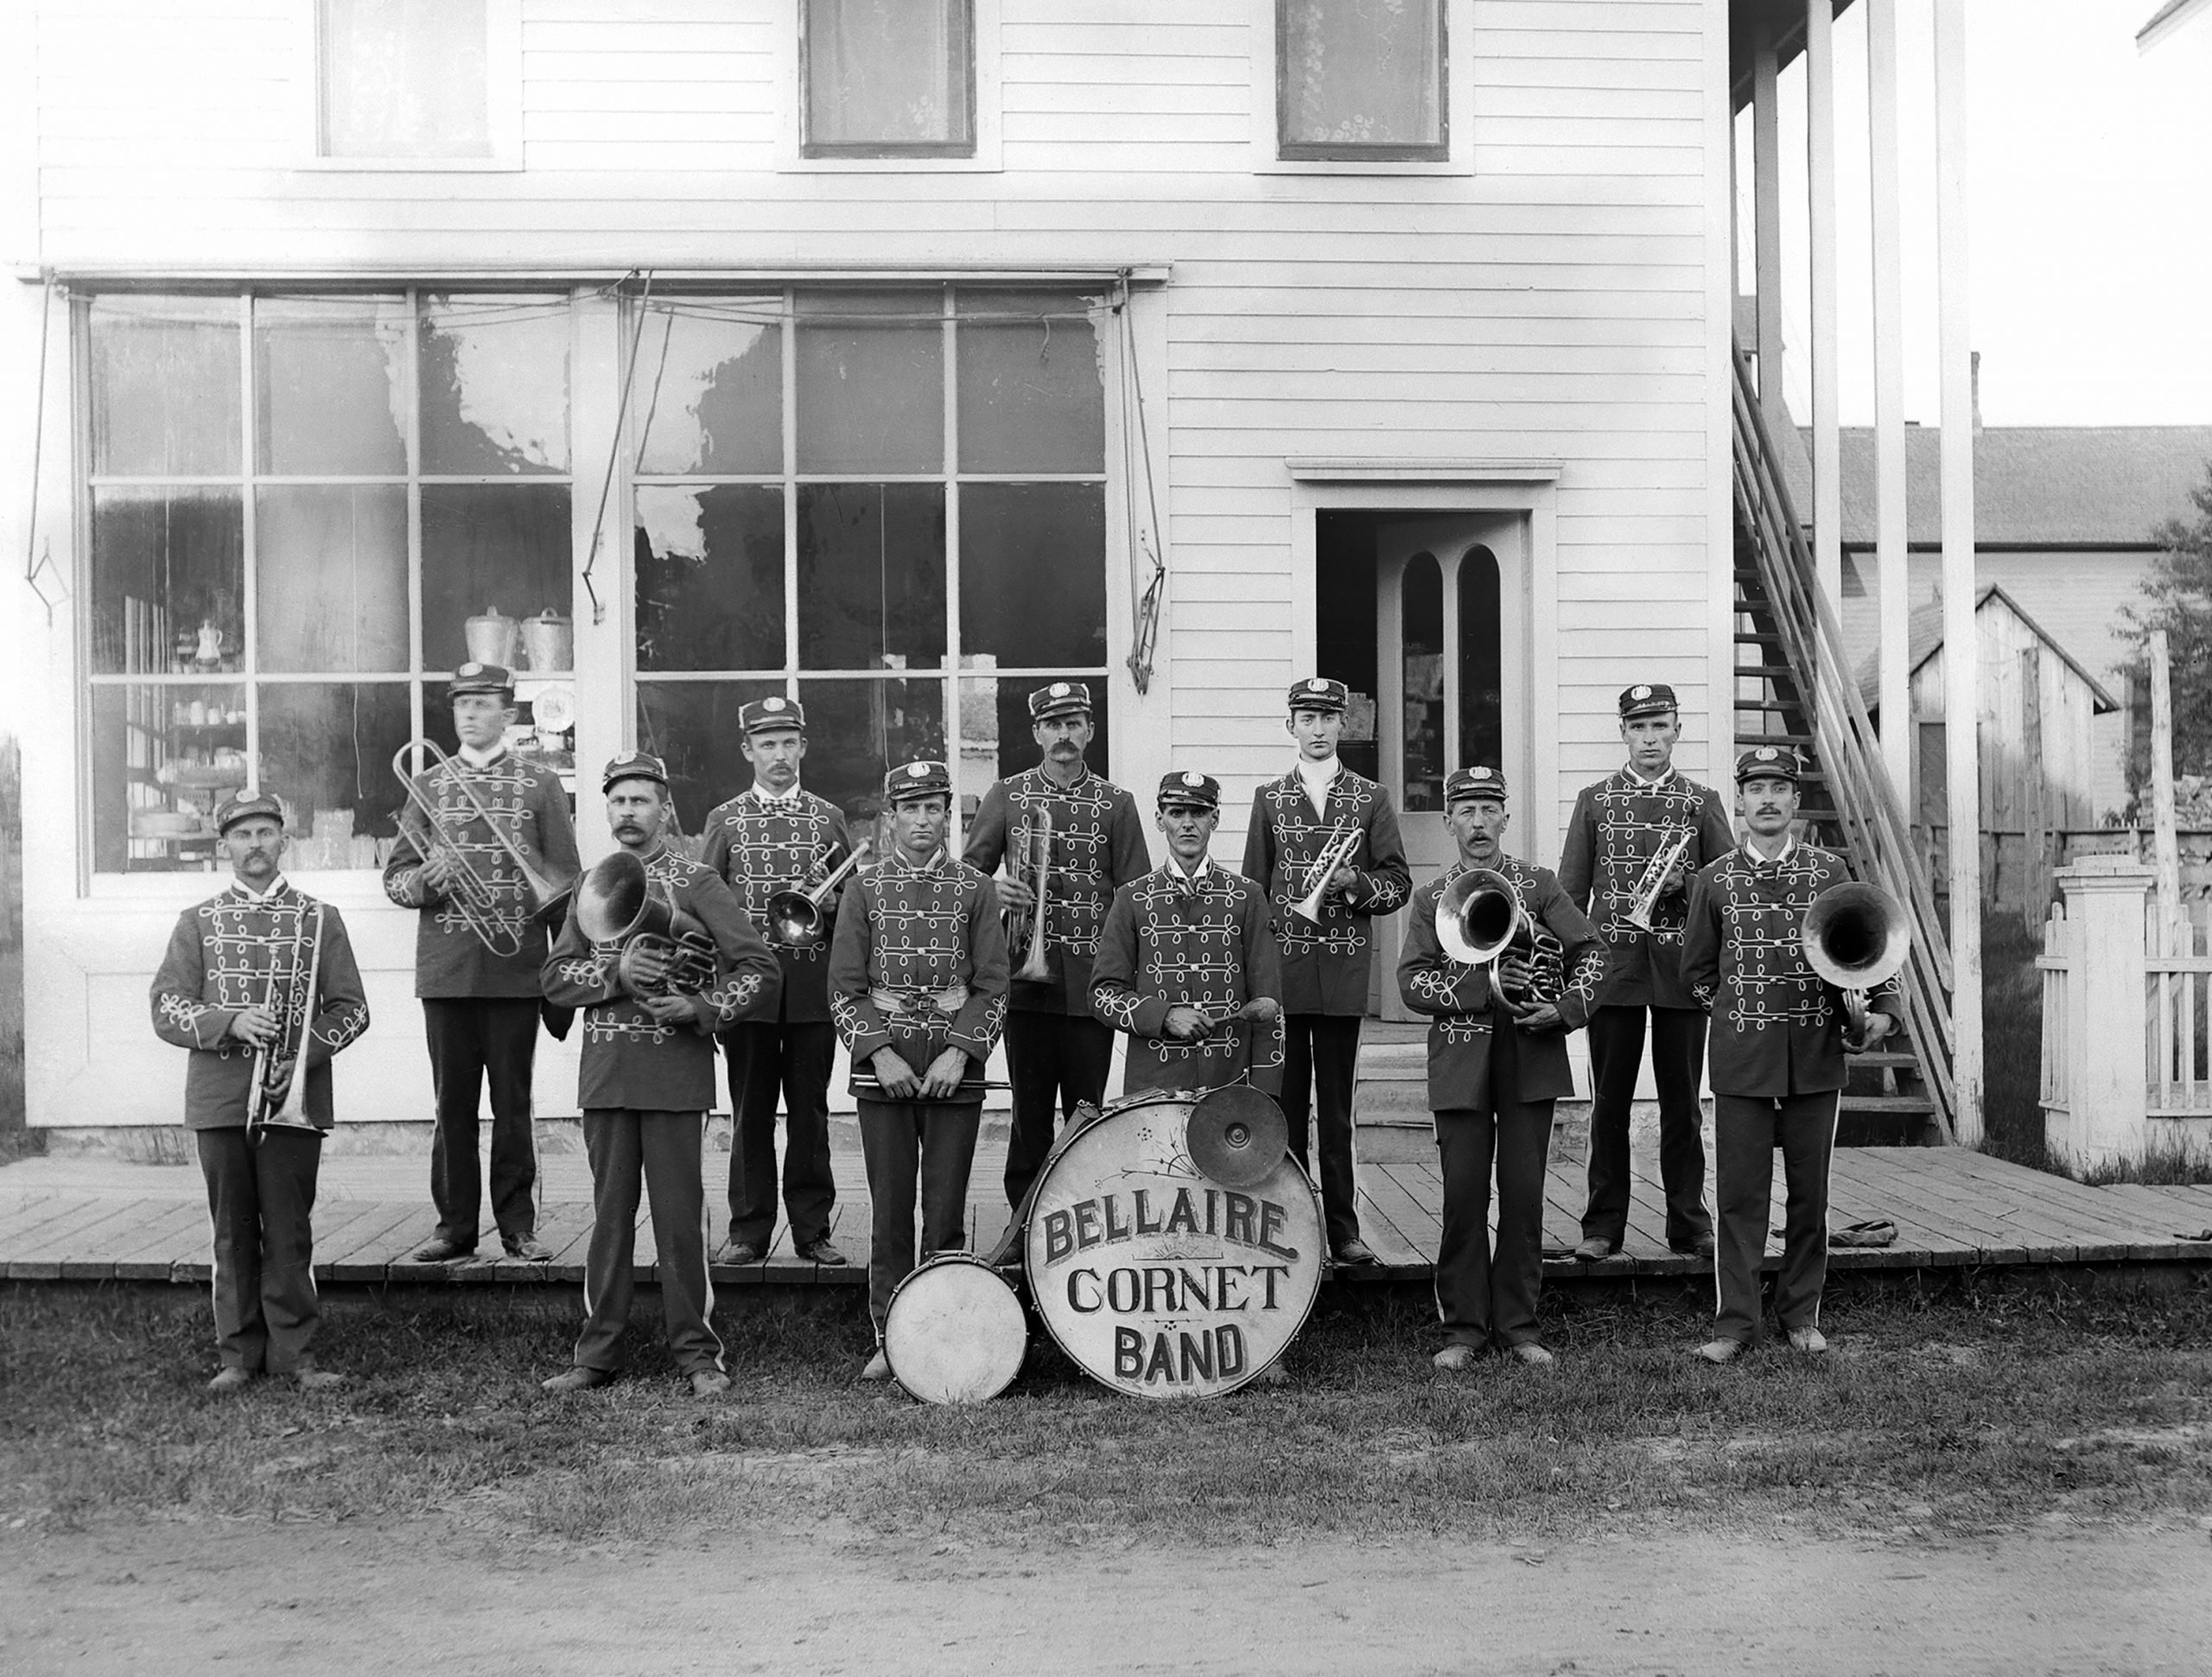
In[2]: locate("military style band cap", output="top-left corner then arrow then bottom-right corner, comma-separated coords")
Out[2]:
884,759 -> 952,801
1287,676 -> 1349,715
1735,744 -> 1803,785
601,749 -> 671,792
449,661 -> 516,697
1444,766 -> 1510,804
1157,770 -> 1221,810
1028,680 -> 1093,722
740,695 -> 806,735
1618,682 -> 1678,720
214,790 -> 287,835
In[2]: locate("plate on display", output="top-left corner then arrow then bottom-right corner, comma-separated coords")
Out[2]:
530,683 -> 575,734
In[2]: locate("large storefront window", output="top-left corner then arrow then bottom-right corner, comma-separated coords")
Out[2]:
83,291 -> 574,873
632,287 -> 1110,840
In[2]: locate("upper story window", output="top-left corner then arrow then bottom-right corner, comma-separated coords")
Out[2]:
312,0 -> 522,168
800,0 -> 976,159
1276,0 -> 1448,162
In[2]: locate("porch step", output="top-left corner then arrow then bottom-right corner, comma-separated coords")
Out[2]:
1733,630 -> 1787,646
1839,1095 -> 1936,1116
1737,664 -> 1799,681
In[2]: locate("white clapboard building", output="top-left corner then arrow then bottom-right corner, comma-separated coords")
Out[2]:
3,0 -> 1980,1143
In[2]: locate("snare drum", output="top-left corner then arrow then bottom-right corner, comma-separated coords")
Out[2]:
882,1254 -> 1028,1405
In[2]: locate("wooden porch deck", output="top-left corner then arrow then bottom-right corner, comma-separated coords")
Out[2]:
4,1142 -> 2210,1286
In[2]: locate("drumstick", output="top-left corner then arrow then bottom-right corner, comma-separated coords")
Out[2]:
850,1074 -> 1013,1096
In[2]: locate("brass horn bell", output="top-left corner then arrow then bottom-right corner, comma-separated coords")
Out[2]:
575,850 -> 715,996
1800,881 -> 1910,1049
1434,867 -> 1526,967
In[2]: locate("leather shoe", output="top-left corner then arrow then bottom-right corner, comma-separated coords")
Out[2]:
291,1368 -> 346,1391
1508,1342 -> 1556,1367
715,1237 -> 766,1266
1572,1236 -> 1617,1263
690,1369 -> 732,1397
542,1365 -> 613,1394
1787,1326 -> 1828,1355
1332,1238 -> 1382,1267
859,1350 -> 893,1382
796,1236 -> 849,1266
207,1367 -> 256,1394
1695,1338 -> 1744,1365
410,1236 -> 475,1264
1432,1343 -> 1479,1372
1671,1233 -> 1717,1258
503,1234 -> 556,1262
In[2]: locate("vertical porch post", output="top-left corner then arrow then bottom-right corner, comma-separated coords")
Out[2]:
1751,31 -> 1786,429
1866,0 -> 1913,807
1805,0 -> 1842,613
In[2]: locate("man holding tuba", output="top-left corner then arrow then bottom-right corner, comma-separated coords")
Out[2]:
1559,682 -> 1735,1264
152,791 -> 370,1393
1243,677 -> 1410,1266
383,662 -> 579,1267
1681,746 -> 1899,1363
1398,768 -> 1603,1369
540,753 -> 782,1397
962,682 -> 1149,1210
697,696 -> 853,1268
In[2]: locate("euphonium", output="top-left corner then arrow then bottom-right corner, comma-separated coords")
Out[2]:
1289,825 -> 1361,923
1801,881 -> 1910,1050
1622,828 -> 1696,933
1435,867 -> 1564,1008
390,740 -> 569,957
766,839 -> 872,946
248,904 -> 327,1144
575,850 -> 716,997
1008,809 -> 1055,984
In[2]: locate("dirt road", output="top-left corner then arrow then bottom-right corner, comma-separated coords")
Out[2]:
6,1517 -> 2209,1676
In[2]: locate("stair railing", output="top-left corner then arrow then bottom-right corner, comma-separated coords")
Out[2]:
1731,337 -> 1958,1140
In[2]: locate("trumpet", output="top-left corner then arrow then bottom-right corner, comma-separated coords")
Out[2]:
1288,826 -> 1362,923
1801,881 -> 1910,1051
1435,867 -> 1564,1009
1622,829 -> 1697,933
766,839 -> 872,946
1007,808 -> 1054,984
575,849 -> 716,997
249,903 -> 327,1144
391,740 -> 569,957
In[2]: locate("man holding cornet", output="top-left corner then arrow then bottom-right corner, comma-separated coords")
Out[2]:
1560,682 -> 1735,1263
540,753 -> 780,1397
1398,768 -> 1603,1369
1682,746 -> 1899,1363
1094,771 -> 1285,1097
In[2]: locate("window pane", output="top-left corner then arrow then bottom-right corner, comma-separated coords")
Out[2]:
1457,544 -> 1503,773
797,484 -> 945,670
958,483 -> 1107,670
90,683 -> 247,873
795,291 -> 944,473
1401,551 -> 1444,813
1280,0 -> 1445,156
420,484 -> 573,671
634,485 -> 785,672
956,291 -> 1105,473
420,295 -> 571,475
89,488 -> 245,677
321,0 -> 490,160
957,673 -> 1112,810
796,677 -> 948,824
636,679 -> 788,846
257,683 -> 415,867
256,295 -> 409,475
632,303 -> 783,476
88,295 -> 240,477
257,486 -> 410,673
803,0 -> 973,155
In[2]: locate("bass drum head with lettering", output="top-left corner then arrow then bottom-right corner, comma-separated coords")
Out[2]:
1022,1089 -> 1325,1399
882,1255 -> 1028,1405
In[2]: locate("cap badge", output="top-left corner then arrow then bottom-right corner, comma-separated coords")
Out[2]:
459,662 -> 482,677
1306,678 -> 1329,693
1181,772 -> 1205,787
1757,746 -> 1777,761
763,697 -> 785,711
1631,685 -> 1652,700
906,761 -> 929,776
1051,682 -> 1071,697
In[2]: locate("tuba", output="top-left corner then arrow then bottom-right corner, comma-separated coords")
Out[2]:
1801,881 -> 1910,1051
1622,828 -> 1696,933
391,740 -> 569,956
766,839 -> 872,947
1435,867 -> 1563,1010
1288,825 -> 1362,924
248,904 -> 327,1144
1007,808 -> 1054,984
575,850 -> 716,997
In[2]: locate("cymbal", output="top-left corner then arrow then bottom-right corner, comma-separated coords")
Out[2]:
1185,1084 -> 1288,1189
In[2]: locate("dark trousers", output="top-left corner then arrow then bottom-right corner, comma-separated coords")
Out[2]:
1433,1099 -> 1556,1350
1581,1004 -> 1713,1249
1282,1013 -> 1363,1250
423,997 -> 542,1249
574,1108 -> 723,1376
857,1097 -> 982,1335
722,1020 -> 837,1248
1712,1089 -> 1840,1344
1002,1010 -> 1116,1209
196,1127 -> 323,1374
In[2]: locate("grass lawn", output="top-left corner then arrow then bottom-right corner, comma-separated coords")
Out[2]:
4,1275 -> 2209,1551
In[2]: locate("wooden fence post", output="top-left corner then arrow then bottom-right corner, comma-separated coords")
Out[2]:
2020,646 -> 2050,917
2050,854 -> 2153,1172
2151,629 -> 2183,922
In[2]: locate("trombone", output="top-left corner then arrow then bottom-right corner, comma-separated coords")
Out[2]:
766,839 -> 872,946
1801,881 -> 1911,1051
248,904 -> 327,1144
1007,808 -> 1054,983
390,740 -> 568,957
1622,828 -> 1697,933
1289,825 -> 1362,923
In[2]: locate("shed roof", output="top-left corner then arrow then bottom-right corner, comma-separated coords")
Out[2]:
1854,583 -> 2122,717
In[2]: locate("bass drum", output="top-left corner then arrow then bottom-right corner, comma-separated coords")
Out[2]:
882,1254 -> 1028,1405
1021,1089 -> 1324,1399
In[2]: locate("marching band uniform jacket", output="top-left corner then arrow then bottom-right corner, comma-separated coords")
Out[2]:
1241,765 -> 1412,1016
1395,857 -> 1603,1108
697,787 -> 853,1024
541,847 -> 781,1112
382,747 -> 580,998
1558,767 -> 1734,1010
962,766 -> 1150,1017
1091,859 -> 1287,1096
150,880 -> 372,1129
828,848 -> 1010,1083
1681,842 -> 1904,1097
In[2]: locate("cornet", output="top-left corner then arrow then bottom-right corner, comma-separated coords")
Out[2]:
248,904 -> 327,1144
766,839 -> 871,946
575,850 -> 716,998
1801,881 -> 1910,1051
391,740 -> 569,957
1289,826 -> 1361,923
1623,829 -> 1696,932
1434,867 -> 1564,1010
1007,808 -> 1054,983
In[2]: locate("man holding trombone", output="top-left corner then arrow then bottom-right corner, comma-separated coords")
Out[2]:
152,791 -> 370,1392
1559,682 -> 1734,1262
699,696 -> 855,1267
384,661 -> 579,1266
